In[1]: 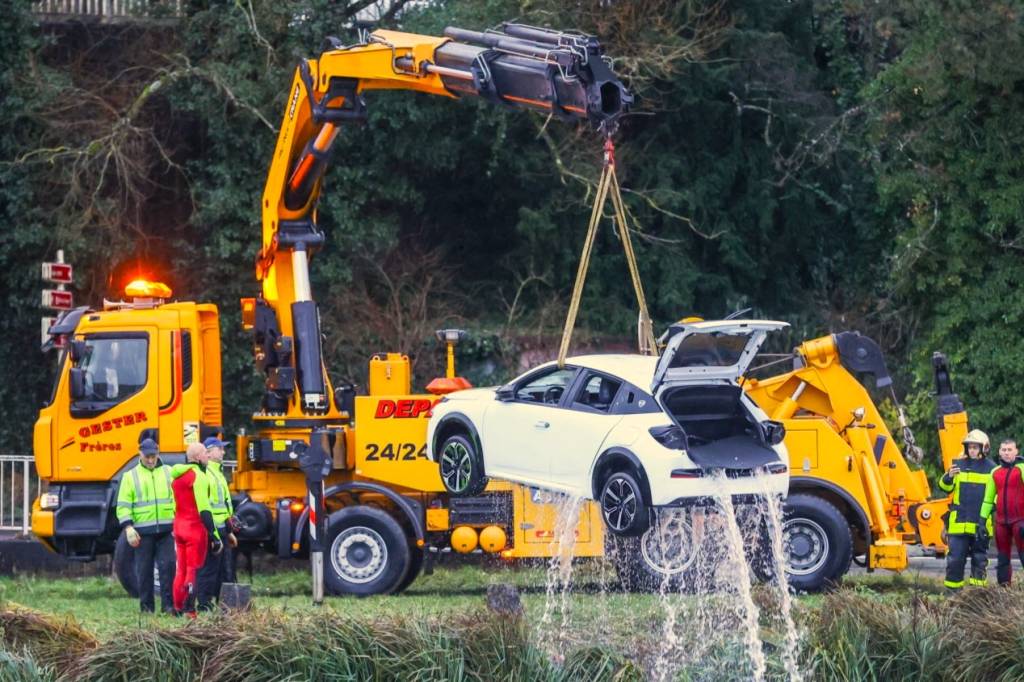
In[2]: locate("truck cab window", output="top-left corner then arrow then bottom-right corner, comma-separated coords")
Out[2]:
73,337 -> 148,414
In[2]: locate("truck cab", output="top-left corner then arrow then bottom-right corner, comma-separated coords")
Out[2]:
32,281 -> 222,560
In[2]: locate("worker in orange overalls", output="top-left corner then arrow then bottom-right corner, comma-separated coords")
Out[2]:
171,442 -> 222,616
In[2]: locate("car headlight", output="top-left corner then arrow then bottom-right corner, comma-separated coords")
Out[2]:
40,492 -> 60,510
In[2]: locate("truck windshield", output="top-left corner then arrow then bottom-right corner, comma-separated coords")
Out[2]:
74,336 -> 148,410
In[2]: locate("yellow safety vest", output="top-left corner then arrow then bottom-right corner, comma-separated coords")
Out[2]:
115,462 -> 175,533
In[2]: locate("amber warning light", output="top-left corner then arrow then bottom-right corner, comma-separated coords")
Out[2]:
241,297 -> 256,330
125,279 -> 172,299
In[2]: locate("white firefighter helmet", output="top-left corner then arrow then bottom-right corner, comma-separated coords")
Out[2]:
962,429 -> 991,453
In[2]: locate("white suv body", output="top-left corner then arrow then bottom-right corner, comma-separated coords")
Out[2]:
427,320 -> 790,535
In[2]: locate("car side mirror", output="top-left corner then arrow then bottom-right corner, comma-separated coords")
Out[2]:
762,420 -> 786,446
69,339 -> 87,364
69,367 -> 86,400
495,385 -> 515,402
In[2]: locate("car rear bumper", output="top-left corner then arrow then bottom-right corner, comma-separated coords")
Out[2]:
648,469 -> 789,507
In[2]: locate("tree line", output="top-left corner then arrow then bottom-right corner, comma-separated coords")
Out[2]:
2,0 -> 1021,467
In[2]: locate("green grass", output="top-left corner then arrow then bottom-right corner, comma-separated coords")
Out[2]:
0,564 -> 967,681
0,561 -> 711,641
0,562 -> 945,638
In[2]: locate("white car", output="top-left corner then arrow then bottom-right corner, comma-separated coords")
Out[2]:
427,319 -> 791,536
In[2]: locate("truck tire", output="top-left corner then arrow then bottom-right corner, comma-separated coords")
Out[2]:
438,434 -> 488,497
114,533 -> 139,598
783,494 -> 852,592
746,517 -> 778,585
325,506 -> 411,596
233,499 -> 273,541
608,509 -> 703,592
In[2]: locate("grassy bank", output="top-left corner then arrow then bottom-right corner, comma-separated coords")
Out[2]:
2,566 -> 1020,680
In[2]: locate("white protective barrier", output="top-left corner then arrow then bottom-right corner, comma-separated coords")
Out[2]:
0,455 -> 44,535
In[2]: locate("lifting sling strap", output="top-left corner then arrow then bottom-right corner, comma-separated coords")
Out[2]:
557,139 -> 656,368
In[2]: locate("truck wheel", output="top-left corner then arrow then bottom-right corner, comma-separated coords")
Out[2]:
233,500 -> 273,541
600,469 -> 650,537
746,517 -> 778,585
438,434 -> 487,497
114,533 -> 140,598
325,507 -> 411,596
782,494 -> 852,592
609,509 -> 702,592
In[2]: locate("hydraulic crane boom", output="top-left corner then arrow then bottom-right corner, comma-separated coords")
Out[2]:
248,23 -> 631,419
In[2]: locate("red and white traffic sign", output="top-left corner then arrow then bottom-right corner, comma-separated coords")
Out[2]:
41,262 -> 73,284
42,289 -> 74,310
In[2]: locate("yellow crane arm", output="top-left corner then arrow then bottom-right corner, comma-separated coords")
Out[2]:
247,23 -> 631,418
745,332 -> 934,506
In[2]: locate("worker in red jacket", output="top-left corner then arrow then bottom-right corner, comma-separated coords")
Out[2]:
171,442 -> 222,615
992,438 -> 1024,585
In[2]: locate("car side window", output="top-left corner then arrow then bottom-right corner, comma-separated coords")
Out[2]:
610,384 -> 661,415
515,368 -> 576,405
572,373 -> 622,413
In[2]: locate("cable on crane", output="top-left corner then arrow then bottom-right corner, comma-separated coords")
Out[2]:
557,138 -> 656,367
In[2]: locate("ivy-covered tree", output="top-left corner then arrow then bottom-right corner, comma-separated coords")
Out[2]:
865,0 -> 1024,444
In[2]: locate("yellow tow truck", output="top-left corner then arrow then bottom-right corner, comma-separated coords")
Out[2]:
743,333 -> 966,590
33,21 -> 625,595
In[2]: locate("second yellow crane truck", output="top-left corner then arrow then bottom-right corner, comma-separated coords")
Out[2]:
740,335 -> 967,591
597,320 -> 970,593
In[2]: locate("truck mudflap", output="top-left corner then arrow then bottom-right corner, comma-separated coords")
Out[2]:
287,481 -> 426,556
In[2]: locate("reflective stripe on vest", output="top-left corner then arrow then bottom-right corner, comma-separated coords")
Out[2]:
207,464 -> 232,524
210,476 -> 227,508
948,468 -> 994,534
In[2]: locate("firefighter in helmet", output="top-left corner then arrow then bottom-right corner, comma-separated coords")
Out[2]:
939,429 -> 996,592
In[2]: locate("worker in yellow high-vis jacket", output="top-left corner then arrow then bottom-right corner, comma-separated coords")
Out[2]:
939,430 -> 996,592
196,436 -> 238,609
115,438 -> 176,613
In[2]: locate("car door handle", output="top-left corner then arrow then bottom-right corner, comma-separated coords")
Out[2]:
534,420 -> 550,429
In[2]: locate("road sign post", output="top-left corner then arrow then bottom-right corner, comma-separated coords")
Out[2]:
41,250 -> 73,348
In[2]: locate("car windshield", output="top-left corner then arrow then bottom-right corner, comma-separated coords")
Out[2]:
667,331 -> 752,369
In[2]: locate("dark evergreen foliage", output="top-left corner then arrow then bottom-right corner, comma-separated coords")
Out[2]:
1,0 -> 1020,455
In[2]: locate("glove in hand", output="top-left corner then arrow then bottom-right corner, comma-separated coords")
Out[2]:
125,526 -> 141,548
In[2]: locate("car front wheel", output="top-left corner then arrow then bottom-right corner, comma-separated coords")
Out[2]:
438,434 -> 487,497
600,470 -> 650,537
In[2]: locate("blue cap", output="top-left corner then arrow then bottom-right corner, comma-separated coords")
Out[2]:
203,436 -> 229,449
139,438 -> 159,456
